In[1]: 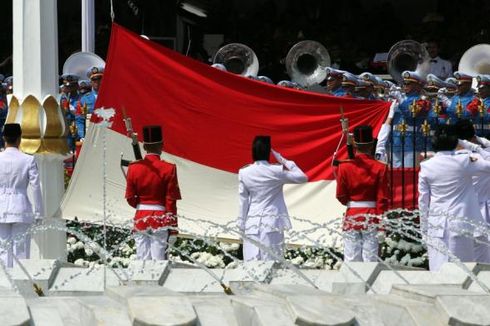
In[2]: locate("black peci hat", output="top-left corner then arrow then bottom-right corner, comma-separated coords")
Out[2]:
353,125 -> 373,144
143,125 -> 163,144
3,123 -> 22,138
252,135 -> 271,161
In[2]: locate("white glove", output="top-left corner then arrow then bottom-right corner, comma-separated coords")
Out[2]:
458,139 -> 481,152
388,100 -> 397,119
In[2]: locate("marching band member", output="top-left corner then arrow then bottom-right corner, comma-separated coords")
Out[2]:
325,67 -> 346,96
418,125 -> 490,271
0,124 -> 43,267
390,71 -> 431,167
446,71 -> 475,123
466,75 -> 490,136
341,72 -> 359,98
336,126 -> 389,262
125,125 -> 182,260
238,136 -> 307,261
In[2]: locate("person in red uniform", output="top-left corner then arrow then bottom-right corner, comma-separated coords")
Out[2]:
125,125 -> 181,260
336,125 -> 389,262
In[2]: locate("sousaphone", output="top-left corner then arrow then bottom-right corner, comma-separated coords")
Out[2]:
285,40 -> 331,87
213,43 -> 259,77
63,51 -> 106,79
387,40 -> 430,84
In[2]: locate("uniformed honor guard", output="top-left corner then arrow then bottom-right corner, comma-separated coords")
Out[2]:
418,125 -> 490,271
0,123 -> 43,267
238,136 -> 308,261
446,71 -> 475,122
390,71 -> 431,167
455,119 -> 490,263
125,125 -> 182,260
81,66 -> 104,115
466,75 -> 490,136
336,126 -> 389,262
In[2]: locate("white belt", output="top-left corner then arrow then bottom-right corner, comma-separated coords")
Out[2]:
136,204 -> 166,211
347,201 -> 376,208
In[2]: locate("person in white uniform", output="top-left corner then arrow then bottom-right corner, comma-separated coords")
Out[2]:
455,119 -> 490,263
0,123 -> 43,267
418,125 -> 490,271
238,136 -> 308,261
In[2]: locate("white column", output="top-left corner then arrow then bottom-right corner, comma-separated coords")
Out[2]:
13,0 -> 58,100
82,0 -> 95,53
13,0 -> 66,260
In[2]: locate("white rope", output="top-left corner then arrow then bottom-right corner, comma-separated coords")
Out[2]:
110,0 -> 115,22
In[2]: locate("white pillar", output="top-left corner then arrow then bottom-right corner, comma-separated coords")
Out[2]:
12,0 -> 67,260
81,0 -> 95,53
13,0 -> 58,100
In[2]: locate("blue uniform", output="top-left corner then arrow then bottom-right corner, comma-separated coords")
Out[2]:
80,90 -> 97,114
467,96 -> 490,136
0,95 -> 8,148
60,92 -> 81,148
446,90 -> 475,122
391,93 -> 431,167
331,87 -> 347,97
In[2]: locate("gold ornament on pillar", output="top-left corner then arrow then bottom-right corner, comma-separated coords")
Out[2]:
5,94 -> 69,155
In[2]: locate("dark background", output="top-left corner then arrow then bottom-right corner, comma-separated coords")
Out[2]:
0,0 -> 488,82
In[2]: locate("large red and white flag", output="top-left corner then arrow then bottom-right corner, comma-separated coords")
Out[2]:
61,24 -> 389,242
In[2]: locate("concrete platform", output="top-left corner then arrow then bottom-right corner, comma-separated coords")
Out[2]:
0,260 -> 489,325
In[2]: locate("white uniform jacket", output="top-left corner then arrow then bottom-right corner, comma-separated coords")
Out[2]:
0,148 -> 43,223
418,150 -> 490,237
238,160 -> 308,235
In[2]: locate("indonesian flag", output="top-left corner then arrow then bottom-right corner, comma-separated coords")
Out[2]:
61,24 -> 389,242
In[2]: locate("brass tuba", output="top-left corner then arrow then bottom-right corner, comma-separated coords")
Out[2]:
285,40 -> 331,87
387,40 -> 430,84
458,44 -> 490,77
63,51 -> 106,80
213,43 -> 259,77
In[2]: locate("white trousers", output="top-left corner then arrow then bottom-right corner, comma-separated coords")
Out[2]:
474,201 -> 490,263
392,151 -> 416,168
343,230 -> 378,262
243,231 -> 284,261
0,223 -> 31,268
427,233 -> 475,271
134,229 -> 169,260
474,236 -> 490,264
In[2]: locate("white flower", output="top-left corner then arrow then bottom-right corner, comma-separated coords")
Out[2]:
290,256 -> 304,266
74,241 -> 85,250
67,237 -> 77,245
74,258 -> 87,266
84,248 -> 94,257
225,261 -> 238,269
303,257 -> 324,269
129,254 -> 137,260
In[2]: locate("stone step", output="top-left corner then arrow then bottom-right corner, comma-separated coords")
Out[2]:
128,296 -> 197,326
